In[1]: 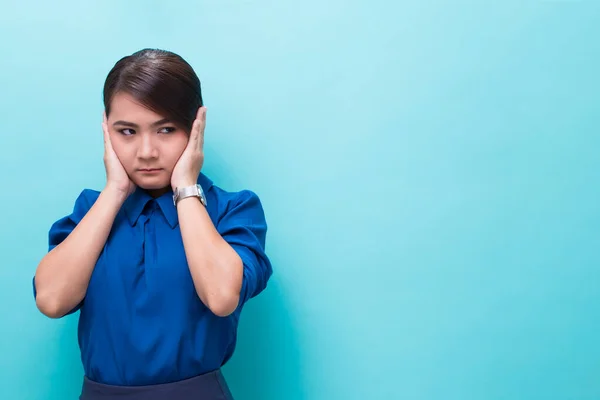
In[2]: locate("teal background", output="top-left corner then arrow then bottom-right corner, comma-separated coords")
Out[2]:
1,1 -> 599,399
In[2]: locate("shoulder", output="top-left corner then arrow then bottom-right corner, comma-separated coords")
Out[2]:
59,188 -> 101,223
77,188 -> 101,206
205,180 -> 266,227
73,188 -> 101,212
209,184 -> 269,247
200,173 -> 260,208
211,185 -> 263,212
48,189 -> 101,244
212,186 -> 261,207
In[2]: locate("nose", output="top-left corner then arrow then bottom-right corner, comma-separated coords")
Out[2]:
137,133 -> 159,160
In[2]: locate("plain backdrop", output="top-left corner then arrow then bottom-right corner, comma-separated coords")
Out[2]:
1,1 -> 599,399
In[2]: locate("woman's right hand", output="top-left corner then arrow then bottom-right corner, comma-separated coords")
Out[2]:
102,112 -> 136,197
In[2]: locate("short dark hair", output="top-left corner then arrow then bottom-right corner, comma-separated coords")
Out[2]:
103,48 -> 203,132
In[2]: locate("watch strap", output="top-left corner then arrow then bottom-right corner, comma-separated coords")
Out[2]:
173,184 -> 207,207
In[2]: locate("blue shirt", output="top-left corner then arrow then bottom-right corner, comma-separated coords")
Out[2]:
33,173 -> 272,386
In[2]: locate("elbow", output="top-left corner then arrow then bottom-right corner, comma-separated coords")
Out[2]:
207,291 -> 240,317
35,293 -> 67,319
206,256 -> 243,317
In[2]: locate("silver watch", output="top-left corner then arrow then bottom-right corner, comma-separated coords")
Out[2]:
173,184 -> 207,207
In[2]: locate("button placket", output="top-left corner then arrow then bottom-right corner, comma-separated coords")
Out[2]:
142,200 -> 158,269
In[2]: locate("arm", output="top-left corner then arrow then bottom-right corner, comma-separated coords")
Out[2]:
34,112 -> 135,318
171,106 -> 272,317
177,197 -> 243,317
34,188 -> 127,318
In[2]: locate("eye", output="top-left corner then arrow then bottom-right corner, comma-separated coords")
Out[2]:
119,128 -> 135,136
159,127 -> 177,134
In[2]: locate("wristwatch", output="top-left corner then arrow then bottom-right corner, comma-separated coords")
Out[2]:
173,184 -> 207,207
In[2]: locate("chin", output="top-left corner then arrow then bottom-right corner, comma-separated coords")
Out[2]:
134,177 -> 171,191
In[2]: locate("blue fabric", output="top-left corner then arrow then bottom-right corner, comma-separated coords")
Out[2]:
33,173 -> 272,386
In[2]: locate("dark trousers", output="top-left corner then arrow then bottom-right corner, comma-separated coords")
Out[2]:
80,369 -> 234,400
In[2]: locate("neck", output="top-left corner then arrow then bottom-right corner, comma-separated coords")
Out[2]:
146,185 -> 172,199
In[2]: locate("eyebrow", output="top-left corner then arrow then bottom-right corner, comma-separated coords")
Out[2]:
112,118 -> 173,128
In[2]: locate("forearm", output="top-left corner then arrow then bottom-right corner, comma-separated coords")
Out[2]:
34,187 -> 126,318
177,197 -> 243,317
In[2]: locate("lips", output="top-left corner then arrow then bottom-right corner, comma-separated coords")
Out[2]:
138,168 -> 163,173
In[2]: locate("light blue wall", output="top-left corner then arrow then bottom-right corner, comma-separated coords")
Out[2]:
1,1 -> 599,399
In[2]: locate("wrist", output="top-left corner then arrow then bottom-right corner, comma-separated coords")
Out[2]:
102,184 -> 130,204
171,179 -> 197,191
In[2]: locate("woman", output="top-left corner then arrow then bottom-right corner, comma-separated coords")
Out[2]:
32,48 -> 273,400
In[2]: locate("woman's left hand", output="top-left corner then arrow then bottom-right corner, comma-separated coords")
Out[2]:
171,106 -> 207,190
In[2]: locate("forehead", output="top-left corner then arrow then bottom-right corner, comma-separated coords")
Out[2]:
109,92 -> 165,122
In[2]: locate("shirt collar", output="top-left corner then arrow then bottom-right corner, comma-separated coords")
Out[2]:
123,173 -> 214,228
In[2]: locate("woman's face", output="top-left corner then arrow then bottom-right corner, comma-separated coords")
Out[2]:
105,92 -> 189,194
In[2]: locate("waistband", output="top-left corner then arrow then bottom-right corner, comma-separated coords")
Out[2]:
80,369 -> 233,400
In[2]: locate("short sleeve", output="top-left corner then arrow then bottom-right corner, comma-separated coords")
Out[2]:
217,190 -> 273,307
48,189 -> 94,251
33,189 -> 94,316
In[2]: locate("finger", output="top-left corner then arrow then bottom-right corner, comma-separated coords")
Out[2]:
102,112 -> 112,150
197,107 -> 206,151
187,118 -> 200,151
197,106 -> 206,133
